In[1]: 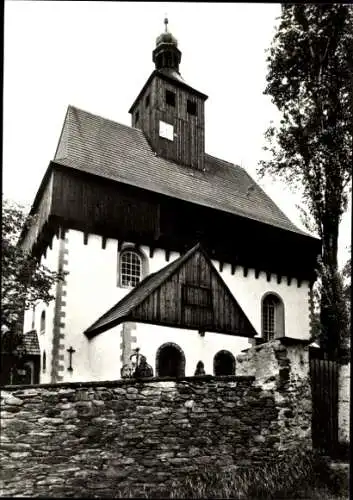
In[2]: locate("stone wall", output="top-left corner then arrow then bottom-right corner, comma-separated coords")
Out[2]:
236,338 -> 312,451
338,361 -> 350,445
0,339 -> 312,497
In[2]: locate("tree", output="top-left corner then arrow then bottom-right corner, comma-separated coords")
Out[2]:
1,199 -> 63,354
341,248 -> 351,334
259,4 -> 352,353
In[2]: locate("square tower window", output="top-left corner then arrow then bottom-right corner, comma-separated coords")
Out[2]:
159,120 -> 174,141
166,90 -> 176,107
187,100 -> 197,116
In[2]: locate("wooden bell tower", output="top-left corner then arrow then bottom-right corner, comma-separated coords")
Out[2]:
129,18 -> 208,171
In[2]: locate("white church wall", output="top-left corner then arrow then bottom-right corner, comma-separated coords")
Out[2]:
217,263 -> 311,340
134,323 -> 249,376
23,232 -> 61,384
88,321 -> 249,380
87,325 -> 122,381
33,227 -> 311,383
61,230 -> 125,382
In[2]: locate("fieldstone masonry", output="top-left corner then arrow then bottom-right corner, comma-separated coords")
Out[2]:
0,339 -> 312,497
236,339 -> 312,451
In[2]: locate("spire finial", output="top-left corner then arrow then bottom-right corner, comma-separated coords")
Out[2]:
164,16 -> 168,32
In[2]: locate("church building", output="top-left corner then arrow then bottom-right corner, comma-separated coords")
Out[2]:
19,20 -> 321,384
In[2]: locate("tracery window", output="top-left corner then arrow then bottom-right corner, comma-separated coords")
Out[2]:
119,249 -> 142,288
262,293 -> 284,341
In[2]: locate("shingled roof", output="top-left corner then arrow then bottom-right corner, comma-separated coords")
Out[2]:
22,329 -> 40,356
54,105 -> 308,236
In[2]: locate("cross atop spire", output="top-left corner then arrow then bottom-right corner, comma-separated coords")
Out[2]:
164,16 -> 168,32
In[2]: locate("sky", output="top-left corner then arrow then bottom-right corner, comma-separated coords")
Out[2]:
3,1 -> 351,267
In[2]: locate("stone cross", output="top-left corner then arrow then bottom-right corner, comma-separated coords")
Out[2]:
67,346 -> 76,372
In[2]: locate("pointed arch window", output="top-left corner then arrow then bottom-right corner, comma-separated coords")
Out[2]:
262,293 -> 285,342
119,249 -> 142,288
42,351 -> 46,372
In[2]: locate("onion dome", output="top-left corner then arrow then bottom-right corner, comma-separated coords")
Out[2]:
153,18 -> 182,73
156,18 -> 178,46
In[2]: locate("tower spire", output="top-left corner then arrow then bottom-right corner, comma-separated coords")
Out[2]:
153,17 -> 182,73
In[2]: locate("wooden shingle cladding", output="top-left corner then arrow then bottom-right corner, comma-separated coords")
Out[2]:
132,72 -> 205,171
51,106 -> 310,237
51,166 -> 160,240
85,244 -> 258,338
131,72 -> 206,170
20,163 -> 320,283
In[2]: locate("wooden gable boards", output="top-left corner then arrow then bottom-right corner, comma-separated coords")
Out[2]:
85,243 -> 258,339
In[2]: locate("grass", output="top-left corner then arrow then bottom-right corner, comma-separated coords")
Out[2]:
113,448 -> 350,499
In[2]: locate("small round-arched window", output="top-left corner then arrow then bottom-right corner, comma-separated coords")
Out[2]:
120,250 -> 142,288
262,293 -> 285,342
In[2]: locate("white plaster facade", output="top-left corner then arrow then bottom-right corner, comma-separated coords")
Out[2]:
24,227 -> 311,383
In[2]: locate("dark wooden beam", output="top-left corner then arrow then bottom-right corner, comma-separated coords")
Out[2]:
277,274 -> 282,285
165,249 -> 170,262
83,232 -> 88,245
297,279 -> 302,288
231,263 -> 237,275
243,267 -> 248,278
255,269 -> 260,279
102,236 -> 107,249
287,276 -> 292,286
149,246 -> 155,258
266,271 -> 271,282
118,240 -> 124,252
219,261 -> 224,272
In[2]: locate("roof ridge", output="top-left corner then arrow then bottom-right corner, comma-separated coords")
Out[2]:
66,105 -> 134,132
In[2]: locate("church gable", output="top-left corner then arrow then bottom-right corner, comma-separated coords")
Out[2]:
84,243 -> 258,339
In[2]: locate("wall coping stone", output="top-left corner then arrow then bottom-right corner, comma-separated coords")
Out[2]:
0,374 -> 255,391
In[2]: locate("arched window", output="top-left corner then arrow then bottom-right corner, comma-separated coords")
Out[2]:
156,343 -> 186,377
42,351 -> 46,372
262,293 -> 285,342
40,311 -> 46,335
214,350 -> 235,376
119,249 -> 142,288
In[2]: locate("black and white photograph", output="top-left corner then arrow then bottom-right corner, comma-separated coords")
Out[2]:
1,2 -> 351,498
